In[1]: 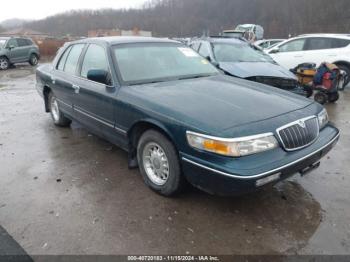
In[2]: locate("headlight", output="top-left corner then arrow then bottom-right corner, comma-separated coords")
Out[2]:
186,131 -> 278,157
318,108 -> 329,129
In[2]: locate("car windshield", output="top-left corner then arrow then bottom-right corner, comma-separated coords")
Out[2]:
0,40 -> 6,48
113,43 -> 219,85
212,42 -> 274,63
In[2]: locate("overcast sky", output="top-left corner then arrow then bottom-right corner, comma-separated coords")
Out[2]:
1,0 -> 147,21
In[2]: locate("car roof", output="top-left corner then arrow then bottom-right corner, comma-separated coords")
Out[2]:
73,36 -> 179,45
198,37 -> 247,44
0,36 -> 32,40
297,33 -> 350,39
270,34 -> 350,49
255,39 -> 284,43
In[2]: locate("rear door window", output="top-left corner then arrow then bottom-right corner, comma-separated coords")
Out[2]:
304,38 -> 333,50
57,46 -> 72,71
63,44 -> 85,75
25,39 -> 33,46
17,38 -> 30,47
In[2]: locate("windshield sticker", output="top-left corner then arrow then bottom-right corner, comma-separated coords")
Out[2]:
201,59 -> 209,65
178,47 -> 200,57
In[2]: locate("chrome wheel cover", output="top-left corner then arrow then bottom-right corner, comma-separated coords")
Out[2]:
50,96 -> 60,122
0,58 -> 8,70
31,56 -> 38,65
142,142 -> 170,186
339,69 -> 348,89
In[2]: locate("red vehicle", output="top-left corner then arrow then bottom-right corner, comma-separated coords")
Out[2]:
294,63 -> 341,104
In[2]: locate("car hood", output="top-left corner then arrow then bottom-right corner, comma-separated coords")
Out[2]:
219,62 -> 297,79
121,75 -> 313,134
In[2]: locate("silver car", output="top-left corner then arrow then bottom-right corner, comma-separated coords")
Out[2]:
0,37 -> 40,70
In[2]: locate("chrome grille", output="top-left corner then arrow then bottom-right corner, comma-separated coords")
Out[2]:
277,117 -> 319,151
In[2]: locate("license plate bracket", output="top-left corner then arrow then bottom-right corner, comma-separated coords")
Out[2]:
300,162 -> 321,176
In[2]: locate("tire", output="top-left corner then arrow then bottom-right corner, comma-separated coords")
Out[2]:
336,64 -> 350,90
0,57 -> 9,70
137,129 -> 184,196
314,92 -> 328,105
328,92 -> 339,103
48,92 -> 71,127
29,54 -> 39,66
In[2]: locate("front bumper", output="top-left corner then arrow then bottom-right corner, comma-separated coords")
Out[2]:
180,124 -> 340,196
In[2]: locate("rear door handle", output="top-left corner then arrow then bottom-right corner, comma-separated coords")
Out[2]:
72,84 -> 80,94
294,55 -> 303,58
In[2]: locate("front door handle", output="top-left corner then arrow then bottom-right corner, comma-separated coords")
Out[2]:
72,84 -> 80,94
294,55 -> 303,58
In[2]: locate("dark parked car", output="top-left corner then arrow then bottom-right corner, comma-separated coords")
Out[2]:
190,37 -> 310,96
0,37 -> 40,70
36,37 -> 339,196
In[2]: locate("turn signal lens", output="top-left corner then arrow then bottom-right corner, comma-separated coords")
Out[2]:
186,132 -> 278,157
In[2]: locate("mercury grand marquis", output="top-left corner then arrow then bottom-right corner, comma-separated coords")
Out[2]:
36,37 -> 340,196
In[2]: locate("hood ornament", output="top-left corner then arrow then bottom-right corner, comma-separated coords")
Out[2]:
298,120 -> 306,128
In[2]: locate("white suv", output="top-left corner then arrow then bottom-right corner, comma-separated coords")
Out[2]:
267,34 -> 350,86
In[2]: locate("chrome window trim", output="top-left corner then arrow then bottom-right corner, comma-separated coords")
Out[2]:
53,43 -> 114,87
276,116 -> 320,152
186,131 -> 275,143
182,132 -> 339,180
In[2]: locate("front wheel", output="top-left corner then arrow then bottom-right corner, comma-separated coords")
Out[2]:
0,57 -> 9,70
48,92 -> 71,127
137,130 -> 184,196
314,92 -> 328,105
29,54 -> 39,66
337,64 -> 350,90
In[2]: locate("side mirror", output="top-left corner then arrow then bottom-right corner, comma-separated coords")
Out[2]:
205,56 -> 212,62
87,69 -> 111,85
7,45 -> 15,50
269,48 -> 280,54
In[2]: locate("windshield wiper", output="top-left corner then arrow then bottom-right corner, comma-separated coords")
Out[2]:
178,74 -> 214,80
127,79 -> 169,86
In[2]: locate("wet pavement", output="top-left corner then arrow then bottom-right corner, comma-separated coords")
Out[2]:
0,64 -> 349,255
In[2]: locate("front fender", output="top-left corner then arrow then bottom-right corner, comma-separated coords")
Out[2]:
128,118 -> 177,145
29,48 -> 40,59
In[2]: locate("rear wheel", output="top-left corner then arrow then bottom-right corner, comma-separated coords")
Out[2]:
0,57 -> 9,70
29,54 -> 39,66
314,92 -> 328,105
137,130 -> 184,196
337,64 -> 350,90
48,92 -> 71,127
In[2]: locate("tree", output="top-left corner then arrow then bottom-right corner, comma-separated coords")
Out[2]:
23,0 -> 350,38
